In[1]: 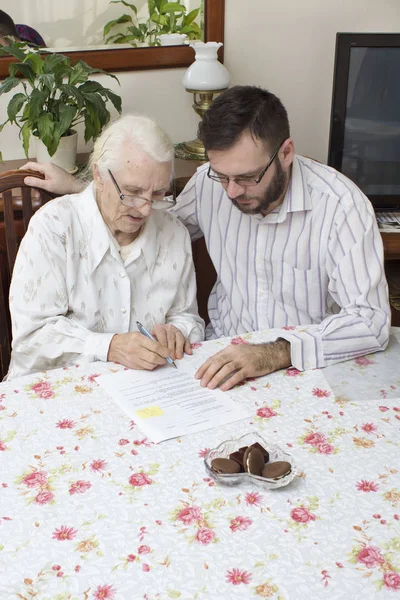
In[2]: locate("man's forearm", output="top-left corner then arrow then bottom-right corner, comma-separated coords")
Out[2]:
257,339 -> 292,373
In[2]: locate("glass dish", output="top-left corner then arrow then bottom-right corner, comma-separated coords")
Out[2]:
204,432 -> 298,489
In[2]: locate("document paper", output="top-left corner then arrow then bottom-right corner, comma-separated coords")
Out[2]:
97,366 -> 250,443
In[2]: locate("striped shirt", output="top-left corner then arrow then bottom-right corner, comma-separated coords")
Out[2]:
172,155 -> 390,370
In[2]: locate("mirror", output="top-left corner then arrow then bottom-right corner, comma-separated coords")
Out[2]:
0,0 -> 224,78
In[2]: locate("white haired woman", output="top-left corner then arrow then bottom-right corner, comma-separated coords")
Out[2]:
7,115 -> 204,379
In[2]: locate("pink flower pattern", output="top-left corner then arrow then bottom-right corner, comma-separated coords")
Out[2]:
195,527 -> 216,545
22,471 -> 48,488
129,473 -> 153,487
226,568 -> 252,585
230,516 -> 252,532
93,584 -> 116,599
176,506 -> 202,525
35,491 -> 54,504
69,480 -> 92,495
52,526 -> 78,541
230,337 -> 248,345
256,406 -> 278,419
356,546 -> 385,568
383,571 -> 400,590
356,480 -> 379,492
291,507 -> 317,524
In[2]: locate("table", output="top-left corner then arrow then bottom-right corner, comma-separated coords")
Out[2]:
1,328 -> 400,599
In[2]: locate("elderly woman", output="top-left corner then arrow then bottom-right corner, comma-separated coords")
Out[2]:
7,115 -> 204,379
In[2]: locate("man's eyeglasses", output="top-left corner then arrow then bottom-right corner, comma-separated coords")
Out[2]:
108,169 -> 176,210
207,140 -> 285,187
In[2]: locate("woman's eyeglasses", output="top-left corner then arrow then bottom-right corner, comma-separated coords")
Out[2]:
108,169 -> 176,210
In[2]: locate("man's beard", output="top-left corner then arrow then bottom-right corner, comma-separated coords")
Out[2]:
229,158 -> 288,215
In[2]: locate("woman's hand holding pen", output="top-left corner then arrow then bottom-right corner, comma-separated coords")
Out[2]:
107,324 -> 191,370
108,332 -> 171,370
151,323 -> 192,360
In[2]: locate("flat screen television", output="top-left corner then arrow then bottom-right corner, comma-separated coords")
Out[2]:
328,33 -> 400,210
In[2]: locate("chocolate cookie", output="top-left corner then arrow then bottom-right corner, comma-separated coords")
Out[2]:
211,458 -> 241,474
262,461 -> 291,480
243,446 -> 265,476
250,442 -> 269,463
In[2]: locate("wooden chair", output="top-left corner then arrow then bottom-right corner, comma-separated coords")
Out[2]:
0,170 -> 53,379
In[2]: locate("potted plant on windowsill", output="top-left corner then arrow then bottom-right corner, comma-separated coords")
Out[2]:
0,42 -> 122,172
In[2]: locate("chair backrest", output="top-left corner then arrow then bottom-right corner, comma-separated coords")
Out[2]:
0,169 -> 53,379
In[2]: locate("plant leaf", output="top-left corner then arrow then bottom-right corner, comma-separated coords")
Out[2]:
59,84 -> 85,111
37,113 -> 55,151
111,0 -> 137,13
0,76 -> 21,96
23,52 -> 44,75
161,2 -> 185,14
69,62 -> 90,86
103,14 -> 133,38
56,104 -> 77,137
13,63 -> 36,86
7,93 -> 27,123
37,73 -> 55,92
20,121 -> 31,158
104,89 -> 122,113
183,8 -> 200,26
27,89 -> 48,123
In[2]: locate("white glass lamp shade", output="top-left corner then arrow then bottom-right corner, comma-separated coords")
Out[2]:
182,41 -> 230,91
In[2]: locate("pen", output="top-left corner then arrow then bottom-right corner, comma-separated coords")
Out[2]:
136,321 -> 178,369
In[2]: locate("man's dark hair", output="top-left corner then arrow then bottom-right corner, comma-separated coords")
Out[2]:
198,85 -> 290,152
0,10 -> 19,39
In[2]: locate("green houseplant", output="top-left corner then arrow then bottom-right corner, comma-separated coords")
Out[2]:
103,0 -> 159,47
0,42 -> 122,164
103,0 -> 201,47
150,0 -> 201,40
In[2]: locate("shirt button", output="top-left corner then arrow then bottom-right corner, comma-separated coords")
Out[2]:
121,308 -> 127,314
119,272 -> 126,278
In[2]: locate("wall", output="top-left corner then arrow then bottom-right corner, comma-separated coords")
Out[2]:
1,0 -> 399,161
224,0 -> 400,162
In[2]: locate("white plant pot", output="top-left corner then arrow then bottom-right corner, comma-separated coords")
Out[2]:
35,129 -> 78,173
159,33 -> 187,46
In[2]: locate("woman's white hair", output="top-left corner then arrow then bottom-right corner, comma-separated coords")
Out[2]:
89,114 -> 174,175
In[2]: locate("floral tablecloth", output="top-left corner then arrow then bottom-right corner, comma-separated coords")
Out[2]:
1,327 -> 400,600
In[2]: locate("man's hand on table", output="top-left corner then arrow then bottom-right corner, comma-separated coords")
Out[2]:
151,323 -> 192,360
195,339 -> 292,391
107,325 -> 192,370
21,161 -> 85,198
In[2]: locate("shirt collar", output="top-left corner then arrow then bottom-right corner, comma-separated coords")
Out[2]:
78,182 -> 115,274
261,155 -> 313,224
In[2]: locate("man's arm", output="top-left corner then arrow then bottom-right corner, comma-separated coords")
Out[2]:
278,193 -> 390,371
164,223 -> 205,341
22,162 -> 85,196
171,171 -> 204,241
195,339 -> 291,391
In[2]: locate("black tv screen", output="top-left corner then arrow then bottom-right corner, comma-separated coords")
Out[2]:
328,33 -> 400,209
